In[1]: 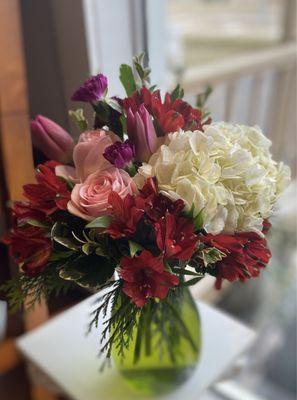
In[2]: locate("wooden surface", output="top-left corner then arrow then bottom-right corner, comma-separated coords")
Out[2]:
0,338 -> 22,375
0,2 -> 54,399
0,0 -> 35,200
0,0 -> 50,330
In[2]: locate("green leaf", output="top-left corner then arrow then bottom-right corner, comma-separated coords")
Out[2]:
172,267 -> 202,276
196,85 -> 213,108
59,254 -> 115,289
128,241 -> 143,257
86,215 -> 112,229
133,53 -> 151,86
193,209 -> 204,231
26,219 -> 49,229
201,247 -> 226,267
59,268 -> 83,281
105,97 -> 122,113
182,203 -> 196,219
53,236 -> 80,251
82,243 -> 95,255
69,109 -> 88,132
119,64 -> 136,96
93,101 -> 110,125
95,245 -> 108,257
171,84 -> 184,101
49,250 -> 74,262
120,114 -> 127,133
51,221 -> 69,239
180,277 -> 202,287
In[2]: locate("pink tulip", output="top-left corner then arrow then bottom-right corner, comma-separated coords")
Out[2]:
31,115 -> 74,163
126,104 -> 159,162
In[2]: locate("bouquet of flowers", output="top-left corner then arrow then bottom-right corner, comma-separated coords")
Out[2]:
2,54 -> 290,392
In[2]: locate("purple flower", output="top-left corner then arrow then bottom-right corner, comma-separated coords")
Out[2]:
126,104 -> 159,162
71,74 -> 108,103
31,115 -> 74,163
103,140 -> 135,169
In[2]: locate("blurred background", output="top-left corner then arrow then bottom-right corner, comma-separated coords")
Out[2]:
0,1 -> 296,399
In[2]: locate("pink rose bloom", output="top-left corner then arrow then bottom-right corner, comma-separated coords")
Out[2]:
73,129 -> 120,181
68,167 -> 137,220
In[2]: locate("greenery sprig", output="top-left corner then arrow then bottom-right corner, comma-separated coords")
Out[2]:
88,282 -> 200,371
0,264 -> 75,313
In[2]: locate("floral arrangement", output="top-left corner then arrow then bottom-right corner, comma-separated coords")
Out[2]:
2,54 -> 290,367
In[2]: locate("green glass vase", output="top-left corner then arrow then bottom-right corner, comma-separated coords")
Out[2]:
111,287 -> 202,396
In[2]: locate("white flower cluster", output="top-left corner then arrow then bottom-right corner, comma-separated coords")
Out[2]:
137,123 -> 291,235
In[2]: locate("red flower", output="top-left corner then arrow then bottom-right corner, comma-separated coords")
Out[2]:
2,202 -> 51,276
158,109 -> 185,134
9,201 -> 46,227
160,93 -> 204,133
123,87 -> 207,135
120,250 -> 179,307
4,232 -> 51,277
107,192 -> 145,239
262,219 -> 271,235
107,178 -> 186,240
23,163 -> 70,215
200,232 -> 271,289
155,213 -> 198,261
43,160 -> 60,171
140,177 -> 184,221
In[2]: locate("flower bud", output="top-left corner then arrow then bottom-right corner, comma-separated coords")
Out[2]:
31,115 -> 74,163
126,104 -> 158,162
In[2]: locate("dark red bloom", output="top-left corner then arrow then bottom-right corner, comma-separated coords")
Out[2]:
140,178 -> 184,221
161,93 -> 204,133
43,160 -> 60,171
103,139 -> 135,169
107,192 -> 145,239
3,232 -> 51,277
200,232 -> 271,289
120,250 -> 179,307
262,219 -> 271,235
155,213 -> 198,261
9,201 -> 46,228
23,163 -> 71,215
2,202 -> 51,276
71,73 -> 108,103
123,86 -> 206,135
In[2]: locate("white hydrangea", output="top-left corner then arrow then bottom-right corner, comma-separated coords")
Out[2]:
137,122 -> 291,235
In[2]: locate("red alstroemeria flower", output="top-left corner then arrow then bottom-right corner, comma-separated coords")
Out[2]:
140,177 -> 185,221
200,232 -> 271,289
2,202 -> 51,277
9,201 -> 46,228
155,213 -> 198,261
123,86 -> 207,135
120,250 -> 179,307
160,93 -> 204,133
3,232 -> 51,276
107,178 -> 186,241
43,160 -> 60,171
107,192 -> 145,239
23,163 -> 71,215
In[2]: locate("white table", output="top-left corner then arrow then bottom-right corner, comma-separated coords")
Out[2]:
16,295 -> 255,400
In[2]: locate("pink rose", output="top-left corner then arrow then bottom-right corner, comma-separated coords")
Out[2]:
73,129 -> 120,181
68,167 -> 137,220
